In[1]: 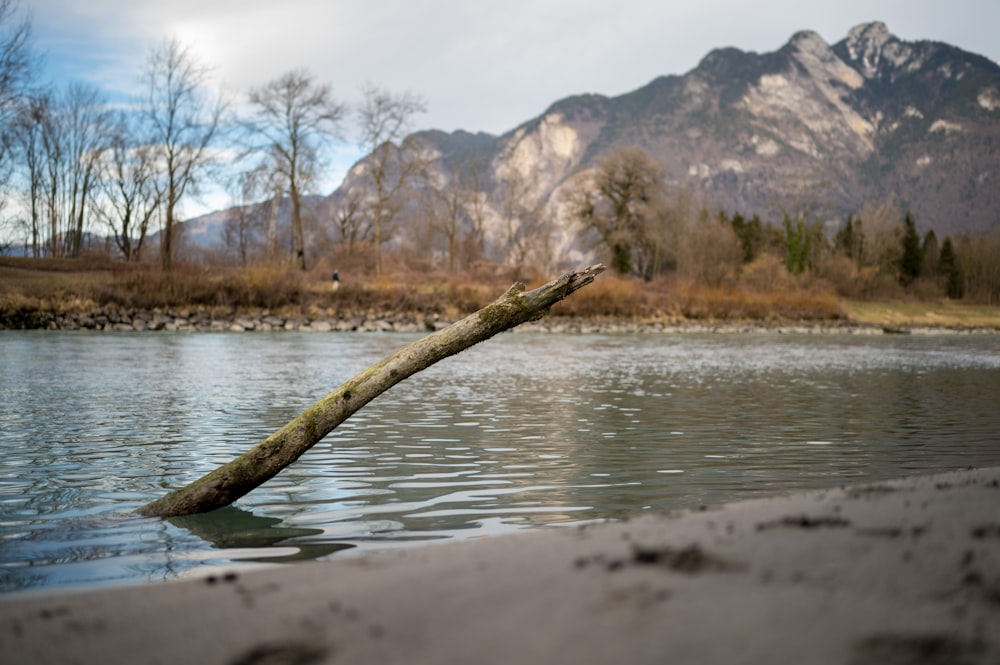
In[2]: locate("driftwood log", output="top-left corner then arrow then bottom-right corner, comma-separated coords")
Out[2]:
137,264 -> 606,517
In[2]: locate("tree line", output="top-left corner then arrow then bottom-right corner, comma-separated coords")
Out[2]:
567,147 -> 1000,304
1,1 -> 997,305
0,1 -> 428,276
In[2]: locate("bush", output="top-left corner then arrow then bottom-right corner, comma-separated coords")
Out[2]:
740,253 -> 794,293
550,273 -> 650,317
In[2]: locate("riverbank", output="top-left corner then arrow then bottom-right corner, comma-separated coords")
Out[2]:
2,302 -> 998,334
2,467 -> 998,664
5,256 -> 999,333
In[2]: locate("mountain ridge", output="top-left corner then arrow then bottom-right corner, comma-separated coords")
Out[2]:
185,21 -> 999,265
396,21 -> 999,236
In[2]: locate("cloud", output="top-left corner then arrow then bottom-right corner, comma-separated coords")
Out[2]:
28,1 -> 1000,174
14,0 -> 999,221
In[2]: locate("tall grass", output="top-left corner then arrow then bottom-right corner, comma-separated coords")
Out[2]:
1,256 -> 846,323
552,272 -> 843,321
98,265 -> 310,310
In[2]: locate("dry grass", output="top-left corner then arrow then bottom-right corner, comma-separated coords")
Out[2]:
0,258 -> 112,301
671,284 -> 844,321
549,273 -> 652,318
844,300 -> 1000,329
4,256 -> 997,328
0,257 -> 493,319
551,273 -> 844,322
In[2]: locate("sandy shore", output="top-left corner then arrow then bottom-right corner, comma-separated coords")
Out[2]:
2,467 -> 999,664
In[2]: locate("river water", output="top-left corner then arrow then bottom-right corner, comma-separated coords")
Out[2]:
2,330 -> 999,593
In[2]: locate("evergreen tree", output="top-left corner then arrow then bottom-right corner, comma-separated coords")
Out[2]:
784,215 -> 811,274
938,237 -> 963,299
835,215 -> 864,266
729,211 -> 764,263
898,212 -> 922,287
921,229 -> 939,278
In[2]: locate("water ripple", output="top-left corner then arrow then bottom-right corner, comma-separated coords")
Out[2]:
2,330 -> 1000,592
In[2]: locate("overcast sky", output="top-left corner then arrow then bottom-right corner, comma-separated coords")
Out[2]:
25,0 -> 1000,208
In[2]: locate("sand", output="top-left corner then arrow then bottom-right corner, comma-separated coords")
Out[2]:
2,467 -> 998,665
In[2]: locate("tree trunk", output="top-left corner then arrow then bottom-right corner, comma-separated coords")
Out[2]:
136,264 -> 606,517
290,179 -> 306,270
161,183 -> 176,271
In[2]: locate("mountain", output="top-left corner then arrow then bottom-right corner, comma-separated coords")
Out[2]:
189,22 -> 1000,261
382,23 -> 997,231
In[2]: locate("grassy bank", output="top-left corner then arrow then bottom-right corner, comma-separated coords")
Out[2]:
2,257 -> 997,330
843,300 -> 1000,329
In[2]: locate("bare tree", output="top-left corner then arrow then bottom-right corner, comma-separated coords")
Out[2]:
565,146 -> 672,279
9,93 -> 50,256
93,111 -> 161,261
954,229 -> 1000,305
356,83 -> 427,275
223,162 -> 275,266
142,37 -> 223,270
13,84 -> 113,258
0,0 -> 36,228
60,83 -> 112,256
422,169 -> 467,272
333,190 -> 369,249
421,156 -> 496,271
264,170 -> 285,263
240,147 -> 288,264
679,209 -> 743,287
491,167 -> 548,270
0,0 -> 31,108
458,158 -> 490,265
855,199 -> 904,274
246,69 -> 345,270
31,92 -> 61,256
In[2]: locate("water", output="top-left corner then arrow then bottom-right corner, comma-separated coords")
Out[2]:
2,330 -> 999,594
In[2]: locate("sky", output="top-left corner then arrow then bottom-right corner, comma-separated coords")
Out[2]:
24,0 -> 1000,215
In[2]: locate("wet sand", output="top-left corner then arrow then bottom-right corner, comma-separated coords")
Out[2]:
2,467 -> 998,664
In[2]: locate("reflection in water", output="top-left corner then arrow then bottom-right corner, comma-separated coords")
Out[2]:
168,505 -> 353,563
1,330 -> 999,592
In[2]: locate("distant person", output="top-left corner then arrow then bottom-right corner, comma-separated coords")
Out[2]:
331,270 -> 340,291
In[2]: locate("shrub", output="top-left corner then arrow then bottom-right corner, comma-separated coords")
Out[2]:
740,253 -> 794,293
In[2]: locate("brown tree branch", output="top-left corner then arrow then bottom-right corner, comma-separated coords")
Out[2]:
137,264 -> 606,517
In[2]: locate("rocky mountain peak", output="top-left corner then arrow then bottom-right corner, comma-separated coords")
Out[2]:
788,30 -> 830,55
841,21 -> 925,78
846,21 -> 892,54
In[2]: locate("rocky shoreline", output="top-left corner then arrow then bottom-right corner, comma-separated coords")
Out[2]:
1,304 -> 997,335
